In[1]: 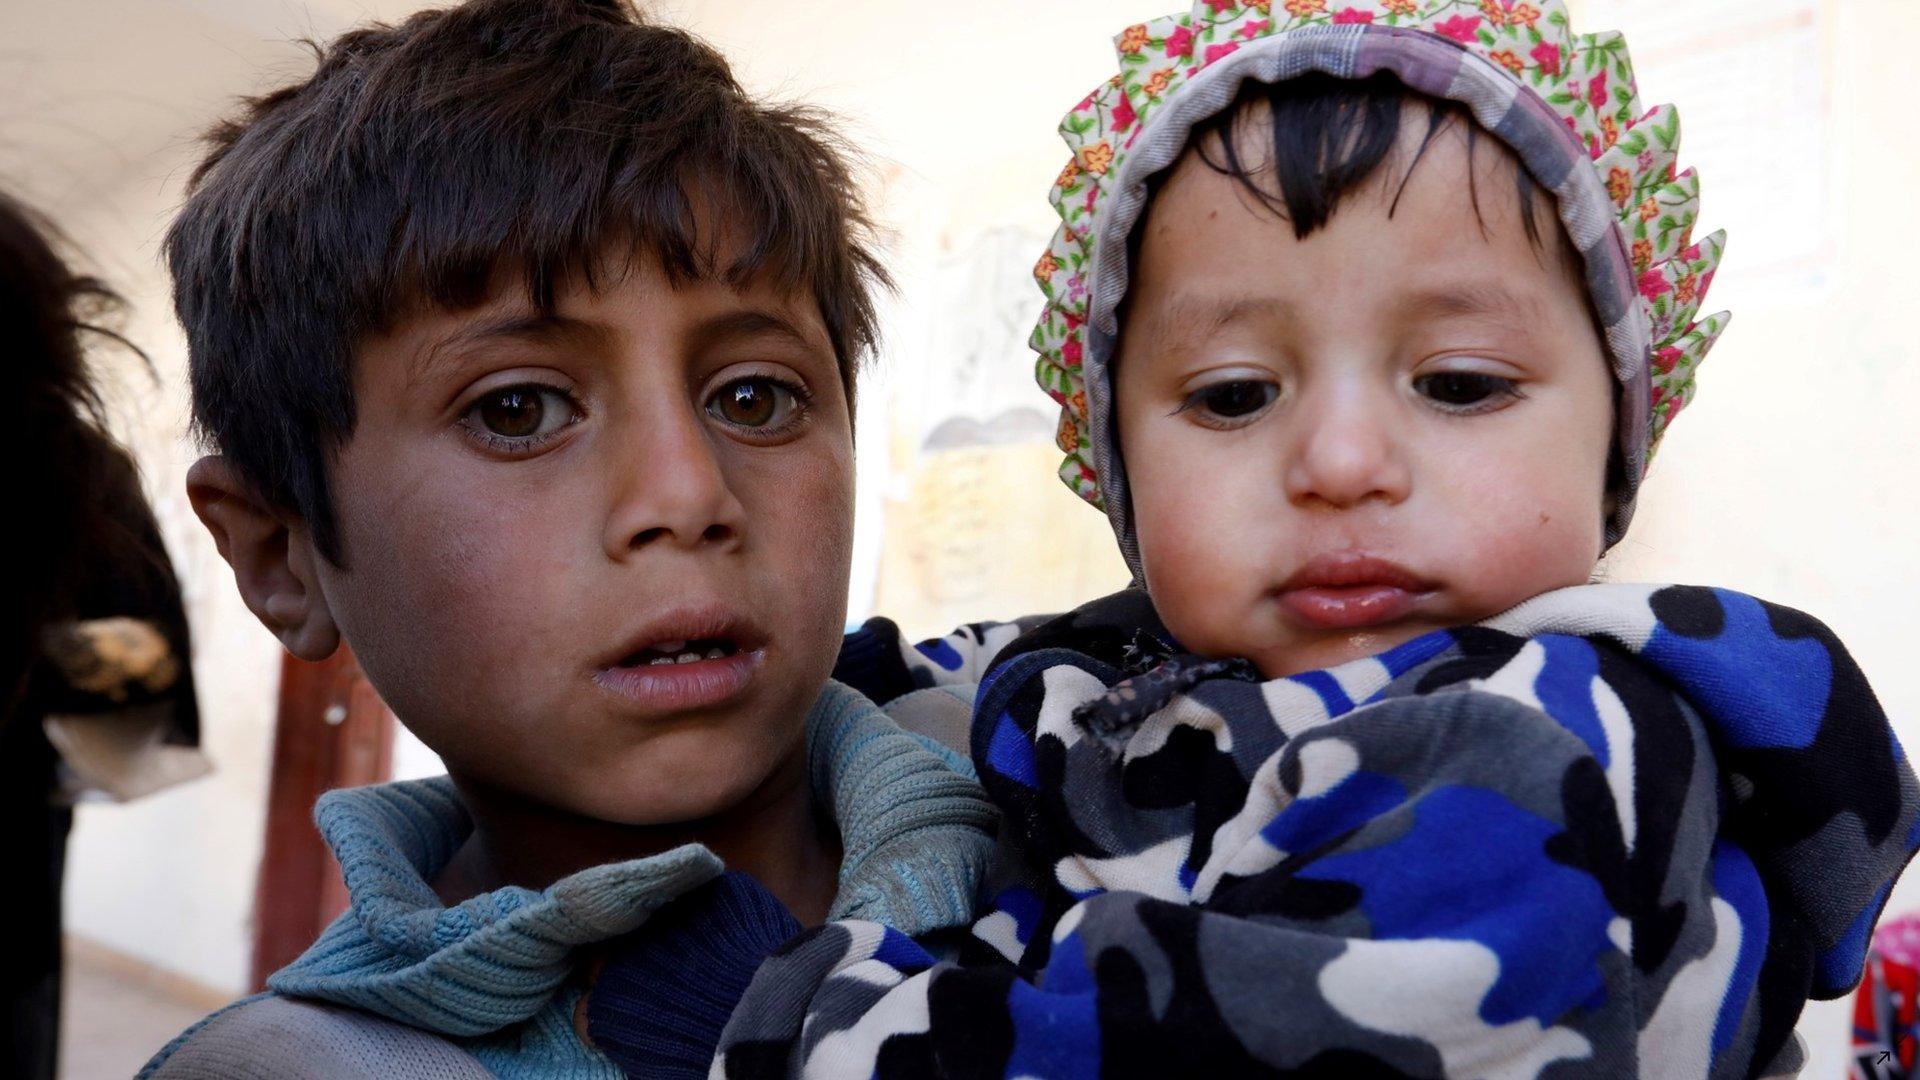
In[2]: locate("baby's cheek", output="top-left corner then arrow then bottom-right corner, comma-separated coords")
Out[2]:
1443,478 -> 1603,613
1136,484 -> 1266,656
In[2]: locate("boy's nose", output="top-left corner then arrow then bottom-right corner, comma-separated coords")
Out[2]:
603,406 -> 746,560
1281,390 -> 1412,511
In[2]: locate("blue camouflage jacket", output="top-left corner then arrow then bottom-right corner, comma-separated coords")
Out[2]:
638,584 -> 1918,1078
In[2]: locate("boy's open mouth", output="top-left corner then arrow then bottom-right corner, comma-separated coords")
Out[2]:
593,605 -> 770,712
619,638 -> 742,667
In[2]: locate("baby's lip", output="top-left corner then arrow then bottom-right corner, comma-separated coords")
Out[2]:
1274,553 -> 1439,632
1277,552 -> 1436,594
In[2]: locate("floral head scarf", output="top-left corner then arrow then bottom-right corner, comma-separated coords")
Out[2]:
1031,0 -> 1729,573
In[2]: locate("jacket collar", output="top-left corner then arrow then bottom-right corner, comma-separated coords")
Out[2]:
269,680 -> 995,1036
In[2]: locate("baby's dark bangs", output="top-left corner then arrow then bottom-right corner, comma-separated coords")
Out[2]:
1192,70 -> 1552,249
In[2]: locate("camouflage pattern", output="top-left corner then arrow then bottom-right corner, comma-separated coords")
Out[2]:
715,584 -> 1918,1078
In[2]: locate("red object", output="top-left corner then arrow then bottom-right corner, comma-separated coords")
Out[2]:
248,648 -> 395,991
1852,921 -> 1920,1078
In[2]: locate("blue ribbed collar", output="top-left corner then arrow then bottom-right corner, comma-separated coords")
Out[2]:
269,680 -> 996,1038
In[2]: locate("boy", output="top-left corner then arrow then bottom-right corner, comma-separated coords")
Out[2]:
139,1 -> 996,1076
601,3 -> 1920,1076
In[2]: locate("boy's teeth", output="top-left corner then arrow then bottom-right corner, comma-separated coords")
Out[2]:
647,655 -> 676,667
704,647 -> 725,660
675,652 -> 701,664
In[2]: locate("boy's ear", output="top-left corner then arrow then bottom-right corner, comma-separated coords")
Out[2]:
186,456 -> 341,662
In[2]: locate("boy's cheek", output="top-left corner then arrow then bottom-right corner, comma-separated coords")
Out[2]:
333,439 -> 854,818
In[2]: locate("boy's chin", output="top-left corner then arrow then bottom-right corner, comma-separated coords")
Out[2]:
546,731 -> 804,829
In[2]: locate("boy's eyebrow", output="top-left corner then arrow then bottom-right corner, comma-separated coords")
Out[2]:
687,308 -> 826,353
409,312 -> 597,389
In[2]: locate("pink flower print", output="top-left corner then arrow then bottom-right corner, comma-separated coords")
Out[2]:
1203,0 -> 1238,12
1166,25 -> 1195,57
1654,346 -> 1682,374
1067,274 -> 1089,302
1651,384 -> 1668,407
1064,311 -> 1085,331
1683,243 -> 1703,262
1062,337 -> 1084,367
1638,148 -> 1655,172
1075,92 -> 1096,113
1331,7 -> 1374,23
1434,15 -> 1481,43
1530,42 -> 1561,75
1204,41 -> 1241,65
1699,270 -> 1716,298
1587,71 -> 1609,111
1113,92 -> 1138,132
1239,19 -> 1273,39
1638,268 -> 1671,300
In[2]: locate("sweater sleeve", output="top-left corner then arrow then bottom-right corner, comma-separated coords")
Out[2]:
709,677 -> 1755,1077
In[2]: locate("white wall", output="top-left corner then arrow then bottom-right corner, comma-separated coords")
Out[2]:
1576,1 -> 1920,1070
4,0 -> 418,998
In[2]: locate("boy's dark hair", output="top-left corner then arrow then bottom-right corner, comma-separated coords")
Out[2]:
1192,71 -> 1560,253
169,0 -> 887,564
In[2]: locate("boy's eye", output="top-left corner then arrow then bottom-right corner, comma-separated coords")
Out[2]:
707,376 -> 804,431
470,385 -> 576,440
1414,371 -> 1521,409
1182,379 -> 1279,425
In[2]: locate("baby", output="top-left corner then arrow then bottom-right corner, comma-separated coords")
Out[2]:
603,3 -> 1920,1076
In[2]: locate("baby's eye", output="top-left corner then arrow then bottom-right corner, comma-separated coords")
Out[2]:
706,376 -> 807,433
1414,371 -> 1522,410
467,385 -> 577,442
1182,380 -> 1279,426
